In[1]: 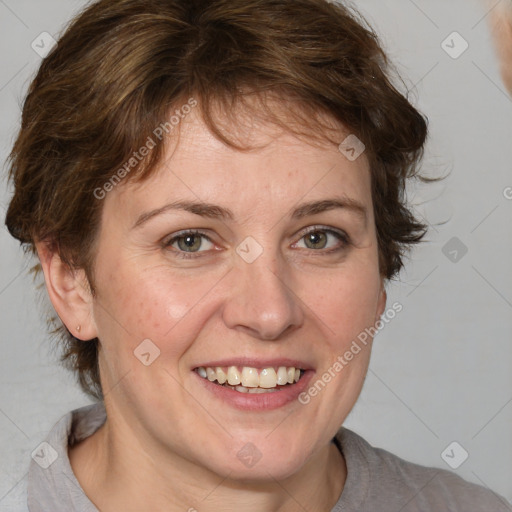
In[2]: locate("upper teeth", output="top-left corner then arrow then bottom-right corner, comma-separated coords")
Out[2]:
197,366 -> 302,388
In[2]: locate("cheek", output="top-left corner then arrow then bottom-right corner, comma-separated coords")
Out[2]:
92,266 -> 207,400
93,261 -> 222,355
307,264 -> 382,345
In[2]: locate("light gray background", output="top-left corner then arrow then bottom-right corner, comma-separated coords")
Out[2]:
1,0 -> 511,508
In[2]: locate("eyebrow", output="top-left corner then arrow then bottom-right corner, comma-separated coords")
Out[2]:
132,197 -> 367,230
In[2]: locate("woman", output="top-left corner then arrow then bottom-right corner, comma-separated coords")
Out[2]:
5,0 -> 512,510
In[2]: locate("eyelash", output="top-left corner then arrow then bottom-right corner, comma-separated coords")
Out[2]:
163,227 -> 351,260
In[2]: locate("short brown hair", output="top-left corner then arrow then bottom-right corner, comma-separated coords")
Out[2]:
5,0 -> 428,400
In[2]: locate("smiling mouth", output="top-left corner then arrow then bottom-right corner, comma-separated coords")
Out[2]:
195,365 -> 305,393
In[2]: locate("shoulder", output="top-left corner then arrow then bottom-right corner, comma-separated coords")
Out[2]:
26,402 -> 105,512
1,472 -> 30,512
334,427 -> 512,512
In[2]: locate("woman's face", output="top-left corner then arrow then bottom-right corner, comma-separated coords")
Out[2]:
87,108 -> 386,480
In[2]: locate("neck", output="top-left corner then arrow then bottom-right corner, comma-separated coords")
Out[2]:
69,415 -> 346,512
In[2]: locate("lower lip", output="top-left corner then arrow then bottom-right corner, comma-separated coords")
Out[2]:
193,370 -> 315,411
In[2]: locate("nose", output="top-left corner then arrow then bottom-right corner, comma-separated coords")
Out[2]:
222,248 -> 304,341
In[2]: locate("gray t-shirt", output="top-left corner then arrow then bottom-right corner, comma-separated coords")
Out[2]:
3,401 -> 511,511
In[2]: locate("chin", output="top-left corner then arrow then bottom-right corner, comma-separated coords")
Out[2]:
188,438 -> 308,482
229,443 -> 309,481
226,458 -> 306,483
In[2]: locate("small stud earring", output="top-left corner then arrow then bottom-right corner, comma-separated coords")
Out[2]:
76,325 -> 82,333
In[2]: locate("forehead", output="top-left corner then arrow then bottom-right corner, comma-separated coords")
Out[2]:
107,107 -> 373,225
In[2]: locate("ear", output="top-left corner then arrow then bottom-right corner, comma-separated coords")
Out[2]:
375,279 -> 387,323
35,241 -> 98,341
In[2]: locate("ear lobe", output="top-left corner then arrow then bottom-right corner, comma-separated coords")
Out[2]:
35,242 -> 98,341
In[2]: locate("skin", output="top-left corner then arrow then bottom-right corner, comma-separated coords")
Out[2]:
489,4 -> 512,94
37,106 -> 387,512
